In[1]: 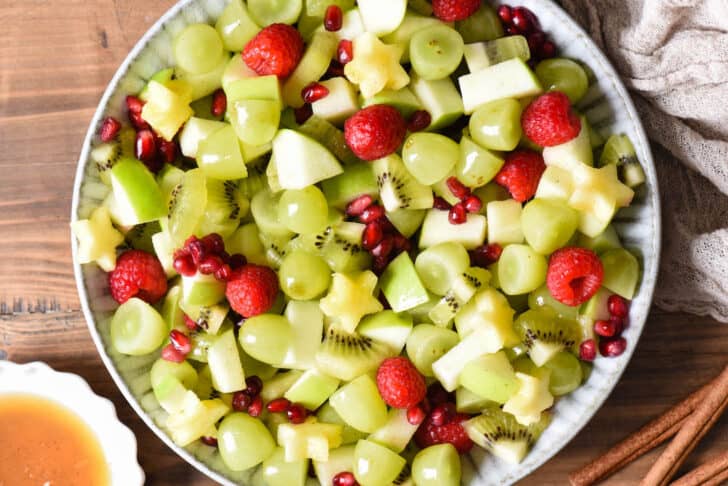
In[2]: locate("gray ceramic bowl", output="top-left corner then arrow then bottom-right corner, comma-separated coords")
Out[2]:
71,0 -> 661,484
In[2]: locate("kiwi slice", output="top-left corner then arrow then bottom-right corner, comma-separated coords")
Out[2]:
463,407 -> 550,464
295,222 -> 371,273
372,154 -> 434,212
125,221 -> 161,253
599,134 -> 646,188
91,127 -> 135,185
168,168 -> 207,245
203,179 -> 249,236
428,267 -> 491,326
258,231 -> 293,269
513,308 -> 580,367
315,326 -> 394,381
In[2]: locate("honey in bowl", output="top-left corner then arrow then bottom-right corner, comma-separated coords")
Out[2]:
0,393 -> 110,486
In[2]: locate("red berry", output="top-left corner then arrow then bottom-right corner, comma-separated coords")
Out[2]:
464,195 -> 482,213
376,357 -> 427,409
432,0 -> 480,21
245,376 -> 263,397
371,236 -> 394,259
302,82 -> 330,103
362,221 -> 384,250
337,39 -> 353,65
266,398 -> 291,414
607,294 -> 629,318
344,105 -> 407,161
183,314 -> 198,331
324,5 -> 343,31
135,129 -> 157,162
126,95 -> 149,130
579,339 -> 597,361
109,250 -> 168,304
521,91 -> 581,147
226,264 -> 279,317
494,149 -> 546,202
345,194 -> 374,217
469,243 -> 503,268
359,204 -> 385,224
333,471 -> 358,486
99,116 -> 122,142
211,88 -> 227,117
173,253 -> 196,277
247,395 -> 264,417
497,5 -> 513,24
242,24 -> 304,78
169,329 -> 192,355
287,403 -> 308,424
546,247 -> 604,306
407,110 -> 431,132
198,255 -> 224,275
599,337 -> 627,357
415,412 -> 473,453
594,319 -> 620,338
448,202 -> 467,224
511,6 -> 540,34
200,436 -> 218,447
294,103 -> 313,124
433,196 -> 452,210
446,177 -> 470,200
157,138 -> 177,164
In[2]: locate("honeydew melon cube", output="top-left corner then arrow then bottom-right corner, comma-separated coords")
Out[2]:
368,408 -> 419,453
503,372 -> 554,426
280,300 -> 324,370
419,209 -> 487,249
272,129 -> 343,189
463,35 -> 530,73
311,77 -> 359,125
363,87 -> 421,119
385,208 -> 427,238
357,0 -> 407,35
542,120 -> 593,171
487,199 -> 524,245
261,447 -> 308,486
109,158 -> 167,225
459,351 -> 519,403
179,117 -> 227,159
576,224 -> 622,254
284,368 -> 340,410
357,310 -> 413,353
260,370 -> 304,402
600,248 -> 640,299
141,80 -> 193,140
409,72 -> 464,130
207,328 -> 246,393
431,327 -> 507,391
329,375 -> 388,433
379,252 -> 430,313
535,166 -> 573,201
458,58 -> 542,114
456,386 -> 496,413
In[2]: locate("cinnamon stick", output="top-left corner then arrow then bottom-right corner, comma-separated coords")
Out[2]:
569,374 -> 716,486
669,450 -> 728,486
703,467 -> 728,486
640,364 -> 728,486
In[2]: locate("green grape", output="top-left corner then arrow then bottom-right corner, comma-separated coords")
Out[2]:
173,24 -> 225,75
543,351 -> 582,396
528,284 -> 579,320
278,250 -> 331,300
535,58 -> 589,104
238,314 -> 293,365
248,0 -> 303,26
354,440 -> 406,486
406,324 -> 460,376
229,99 -> 281,146
521,198 -> 579,255
402,132 -> 460,185
412,444 -> 461,486
329,375 -> 388,433
456,136 -> 505,188
414,242 -> 470,295
261,447 -> 308,486
277,186 -> 329,235
110,298 -> 168,355
409,25 -> 464,81
455,3 -> 503,42
150,359 -> 198,390
469,98 -> 522,151
218,413 -> 276,471
251,190 -> 294,238
196,124 -> 247,180
497,244 -> 548,295
215,0 -> 261,52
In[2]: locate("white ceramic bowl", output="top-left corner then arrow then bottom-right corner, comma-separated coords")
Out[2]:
0,361 -> 144,485
71,0 -> 661,484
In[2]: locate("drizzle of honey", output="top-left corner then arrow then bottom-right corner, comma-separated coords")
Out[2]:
0,394 -> 109,486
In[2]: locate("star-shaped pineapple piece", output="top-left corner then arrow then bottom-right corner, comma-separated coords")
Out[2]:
71,206 -> 124,271
503,371 -> 554,426
344,32 -> 409,98
319,270 -> 383,333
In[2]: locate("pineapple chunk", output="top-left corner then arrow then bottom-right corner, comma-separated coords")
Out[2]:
141,80 -> 193,141
344,33 -> 409,98
319,271 -> 384,333
568,164 -> 634,237
454,287 -> 519,346
502,372 -> 553,426
71,206 -> 124,271
166,393 -> 230,446
278,420 -> 343,462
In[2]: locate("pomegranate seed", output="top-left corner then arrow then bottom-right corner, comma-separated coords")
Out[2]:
302,82 -> 330,104
527,31 -> 545,52
599,337 -> 627,357
359,204 -> 385,224
362,222 -> 384,250
248,396 -> 264,417
201,233 -> 225,254
198,255 -> 224,275
579,339 -> 597,361
407,405 -> 426,425
173,254 -> 197,277
407,110 -> 431,132
540,41 -> 556,59
469,243 -> 503,268
325,60 -> 345,78
392,233 -> 411,252
211,88 -> 227,117
373,255 -> 389,273
333,471 -> 358,486
505,25 -> 520,36
337,39 -> 354,65
497,5 -> 513,24
135,129 -> 157,162
512,6 -> 540,33
187,239 -> 206,266
157,138 -> 177,164
99,117 -> 122,142
446,177 -> 470,200
324,5 -> 343,31
379,218 -> 396,234
345,194 -> 374,217
229,253 -> 247,269
371,236 -> 394,259
426,383 -> 450,406
245,376 -> 263,396
183,314 -> 198,331
126,96 -> 149,131
433,196 -> 452,210
232,391 -> 253,411
607,295 -> 629,318
200,436 -> 218,447
612,314 -> 628,330
214,264 -> 232,281
594,319 -> 620,338
448,203 -> 467,224
294,104 -> 313,124
266,398 -> 291,413
287,403 -> 308,424
464,195 -> 482,213
161,344 -> 185,363
430,403 -> 455,426
169,329 -> 192,354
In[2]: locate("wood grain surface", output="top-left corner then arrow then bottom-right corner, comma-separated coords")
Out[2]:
0,1 -> 725,485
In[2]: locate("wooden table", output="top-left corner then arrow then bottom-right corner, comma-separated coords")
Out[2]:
1,1 -> 726,484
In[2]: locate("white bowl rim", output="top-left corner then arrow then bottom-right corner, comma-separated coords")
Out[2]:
70,0 -> 662,484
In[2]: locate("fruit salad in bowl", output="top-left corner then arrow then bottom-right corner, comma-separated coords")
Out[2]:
71,0 -> 660,484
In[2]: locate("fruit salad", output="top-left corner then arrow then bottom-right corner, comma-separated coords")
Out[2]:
73,0 -> 647,484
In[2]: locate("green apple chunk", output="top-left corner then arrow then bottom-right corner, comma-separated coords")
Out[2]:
316,403 -> 368,445
329,375 -> 388,433
196,124 -> 247,180
409,72 -> 464,130
218,412 -> 276,470
109,158 -> 166,224
312,77 -> 359,125
320,162 -> 378,210
459,350 -> 519,403
368,407 -> 419,453
353,439 -> 406,486
207,328 -> 246,393
362,87 -> 422,118
521,199 -> 579,255
182,272 -> 226,307
261,447 -> 308,486
110,297 -> 167,356
357,310 -> 413,354
458,58 -> 542,114
279,300 -> 325,369
497,244 -> 548,295
432,327 -> 508,391
271,129 -> 343,189
284,368 -> 340,410
600,248 -> 640,299
412,443 -> 461,486
379,252 -> 430,312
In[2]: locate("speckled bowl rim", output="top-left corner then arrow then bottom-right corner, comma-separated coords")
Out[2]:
70,0 -> 661,484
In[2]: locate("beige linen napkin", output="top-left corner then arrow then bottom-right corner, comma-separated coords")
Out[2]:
559,0 -> 728,320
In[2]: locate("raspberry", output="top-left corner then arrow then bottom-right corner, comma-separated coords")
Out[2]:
521,91 -> 581,147
414,411 -> 474,453
494,150 -> 546,202
225,264 -> 279,317
546,247 -> 604,306
108,250 -> 168,304
242,24 -> 304,79
376,357 -> 426,409
432,0 -> 480,21
344,105 -> 406,161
